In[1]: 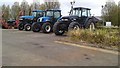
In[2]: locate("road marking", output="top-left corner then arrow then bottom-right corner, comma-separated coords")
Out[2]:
54,41 -> 119,55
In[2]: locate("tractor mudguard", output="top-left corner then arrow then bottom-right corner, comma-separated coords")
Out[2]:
92,16 -> 100,23
84,17 -> 92,27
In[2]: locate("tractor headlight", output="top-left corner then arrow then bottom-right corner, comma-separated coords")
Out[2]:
37,18 -> 43,22
61,19 -> 68,21
40,18 -> 43,22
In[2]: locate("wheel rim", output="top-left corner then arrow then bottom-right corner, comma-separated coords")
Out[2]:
27,26 -> 31,30
45,25 -> 51,32
20,26 -> 23,29
58,30 -> 64,33
73,25 -> 79,30
89,23 -> 95,30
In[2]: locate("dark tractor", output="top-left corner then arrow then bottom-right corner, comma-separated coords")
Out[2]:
18,10 -> 45,31
53,7 -> 99,35
7,20 -> 16,29
32,9 -> 61,33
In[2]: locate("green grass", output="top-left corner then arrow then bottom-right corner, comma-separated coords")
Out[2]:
68,29 -> 120,50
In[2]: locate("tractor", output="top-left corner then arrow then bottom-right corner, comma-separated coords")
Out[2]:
32,9 -> 61,33
18,10 -> 45,31
7,20 -> 16,29
53,7 -> 99,35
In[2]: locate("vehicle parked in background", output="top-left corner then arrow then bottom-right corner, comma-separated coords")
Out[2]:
32,9 -> 61,33
7,20 -> 16,29
1,20 -> 19,29
53,7 -> 99,35
18,10 -> 45,31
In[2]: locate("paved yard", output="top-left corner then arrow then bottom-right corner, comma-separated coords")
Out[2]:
2,29 -> 119,66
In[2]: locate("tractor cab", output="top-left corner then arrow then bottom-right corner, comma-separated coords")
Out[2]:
32,10 -> 45,22
69,7 -> 91,24
70,7 -> 91,17
20,10 -> 45,22
45,9 -> 61,23
37,9 -> 61,25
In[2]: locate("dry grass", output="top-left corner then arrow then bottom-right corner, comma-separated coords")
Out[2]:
68,29 -> 120,50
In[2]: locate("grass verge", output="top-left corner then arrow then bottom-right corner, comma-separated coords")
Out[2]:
67,28 -> 120,51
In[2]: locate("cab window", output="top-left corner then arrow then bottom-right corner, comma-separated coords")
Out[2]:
82,9 -> 88,17
54,11 -> 61,18
88,10 -> 91,17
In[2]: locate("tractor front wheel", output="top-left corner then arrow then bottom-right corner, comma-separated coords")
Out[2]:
18,22 -> 24,30
42,22 -> 52,33
32,22 -> 41,32
53,22 -> 66,36
24,24 -> 31,31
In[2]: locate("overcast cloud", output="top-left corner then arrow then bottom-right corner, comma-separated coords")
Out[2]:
0,0 -> 119,16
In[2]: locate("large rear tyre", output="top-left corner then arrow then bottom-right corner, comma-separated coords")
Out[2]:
68,22 -> 81,31
85,19 -> 96,31
32,22 -> 41,32
24,24 -> 31,31
18,22 -> 24,30
42,22 -> 52,33
53,22 -> 66,36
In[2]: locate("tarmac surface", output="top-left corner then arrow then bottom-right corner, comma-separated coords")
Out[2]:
2,29 -> 118,66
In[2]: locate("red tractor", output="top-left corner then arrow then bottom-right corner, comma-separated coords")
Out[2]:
1,19 -> 8,29
1,10 -> 22,29
0,19 -> 19,29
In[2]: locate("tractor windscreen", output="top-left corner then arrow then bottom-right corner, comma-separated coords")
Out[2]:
32,12 -> 44,17
70,9 -> 81,17
46,11 -> 53,17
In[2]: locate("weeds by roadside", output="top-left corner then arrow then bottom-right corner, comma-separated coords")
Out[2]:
68,29 -> 120,51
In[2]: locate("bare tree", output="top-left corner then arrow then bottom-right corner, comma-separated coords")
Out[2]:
20,0 -> 29,15
1,4 -> 10,21
101,0 -> 118,26
11,2 -> 20,20
41,0 -> 60,10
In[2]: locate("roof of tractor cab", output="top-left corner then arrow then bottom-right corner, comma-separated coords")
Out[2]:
46,9 -> 61,12
73,7 -> 91,10
32,10 -> 44,12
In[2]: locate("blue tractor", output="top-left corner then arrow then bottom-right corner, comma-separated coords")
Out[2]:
32,9 -> 61,33
18,10 -> 45,31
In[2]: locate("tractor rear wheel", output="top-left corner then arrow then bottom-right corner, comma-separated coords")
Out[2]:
32,22 -> 41,32
42,22 -> 52,33
86,19 -> 96,31
24,23 -> 31,31
53,22 -> 66,35
68,22 -> 81,31
18,22 -> 24,30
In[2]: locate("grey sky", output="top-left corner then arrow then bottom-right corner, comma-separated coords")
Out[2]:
0,0 -> 119,16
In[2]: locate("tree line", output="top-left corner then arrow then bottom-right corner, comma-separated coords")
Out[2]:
1,0 -> 60,22
1,0 -> 119,27
101,0 -> 119,26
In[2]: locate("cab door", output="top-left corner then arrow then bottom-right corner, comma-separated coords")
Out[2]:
81,9 -> 89,24
53,11 -> 61,24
